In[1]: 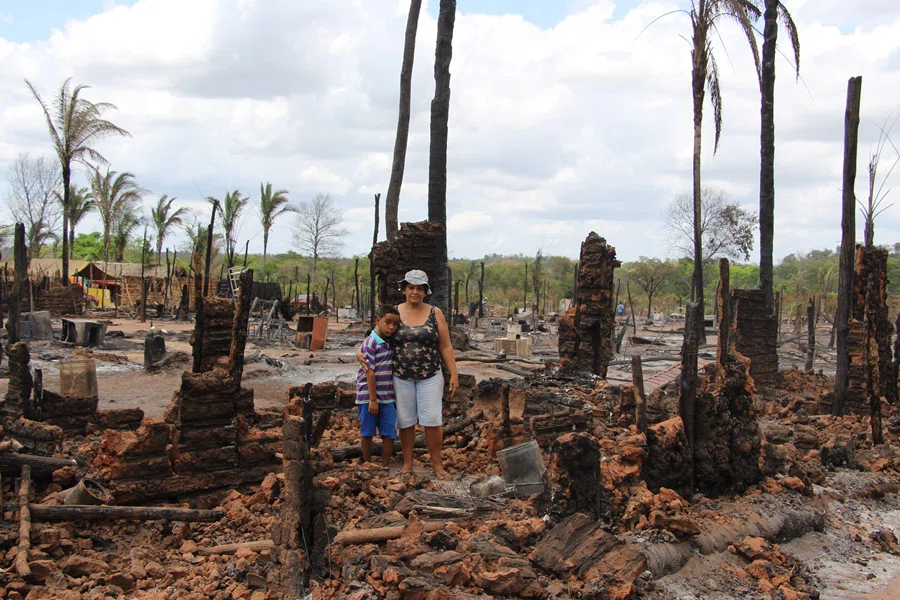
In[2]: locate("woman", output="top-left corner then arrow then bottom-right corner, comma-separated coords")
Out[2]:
360,269 -> 459,476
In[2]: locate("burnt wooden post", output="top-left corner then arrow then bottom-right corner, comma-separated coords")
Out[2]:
478,261 -> 485,318
203,201 -> 218,297
369,193 -> 380,326
306,273 -> 312,315
834,76 -> 862,416
353,258 -> 361,316
275,415 -> 311,593
626,282 -> 637,335
31,368 -> 43,422
16,464 -> 32,579
446,266 -> 453,329
523,261 -> 528,311
715,259 -> 731,391
453,279 -> 460,325
229,269 -> 254,388
632,355 -> 647,434
805,298 -> 816,372
7,224 -> 27,345
680,302 -> 700,453
894,313 -> 900,404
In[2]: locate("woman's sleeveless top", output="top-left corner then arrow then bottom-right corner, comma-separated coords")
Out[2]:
392,307 -> 441,381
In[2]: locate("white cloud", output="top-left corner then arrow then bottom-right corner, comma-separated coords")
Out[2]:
0,0 -> 899,264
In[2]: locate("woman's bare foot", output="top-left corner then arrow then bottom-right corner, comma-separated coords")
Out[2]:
401,463 -> 415,473
432,465 -> 449,480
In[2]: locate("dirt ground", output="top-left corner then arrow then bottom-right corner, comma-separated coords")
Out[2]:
1,312 -> 899,599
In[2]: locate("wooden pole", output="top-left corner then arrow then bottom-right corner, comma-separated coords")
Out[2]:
632,355 -> 647,434
354,258 -> 361,316
370,193 -> 380,326
198,540 -> 274,556
478,261 -> 485,318
140,227 -> 148,322
627,282 -> 637,335
7,223 -> 27,344
834,76 -> 862,416
805,297 -> 815,372
680,302 -> 700,455
7,504 -> 224,522
229,269 -> 254,388
306,273 -> 312,315
203,201 -> 218,298
715,258 -> 731,392
0,454 -> 77,474
16,465 -> 32,579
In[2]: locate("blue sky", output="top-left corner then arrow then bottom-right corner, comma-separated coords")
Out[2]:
0,0 -> 136,42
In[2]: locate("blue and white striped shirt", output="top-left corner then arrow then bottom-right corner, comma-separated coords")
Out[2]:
356,331 -> 396,404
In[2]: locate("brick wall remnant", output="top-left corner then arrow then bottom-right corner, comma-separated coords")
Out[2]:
731,289 -> 778,385
371,221 -> 446,307
1,342 -> 63,455
190,296 -> 235,373
558,232 -> 620,377
843,244 -> 894,413
32,286 -> 84,316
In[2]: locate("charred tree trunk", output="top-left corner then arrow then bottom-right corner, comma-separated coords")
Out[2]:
426,0 -> 456,316
7,224 -> 27,345
833,76 -> 862,416
385,0 -> 423,241
632,355 -> 647,434
715,258 -> 731,392
805,297 -> 815,372
354,258 -> 361,316
478,261 -> 485,319
680,302 -> 700,455
758,0 -> 779,313
369,193 -> 379,326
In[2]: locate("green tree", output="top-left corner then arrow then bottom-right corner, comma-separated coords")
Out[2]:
758,0 -> 800,310
258,182 -> 296,281
627,257 -> 677,318
150,194 -> 188,264
112,209 -> 142,262
64,185 -> 94,260
72,231 -> 103,260
89,168 -> 145,264
26,77 -> 130,283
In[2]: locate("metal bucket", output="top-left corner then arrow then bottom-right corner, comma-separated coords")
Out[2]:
59,478 -> 111,505
496,439 -> 545,486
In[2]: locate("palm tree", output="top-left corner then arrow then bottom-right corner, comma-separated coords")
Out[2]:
665,0 -> 760,340
385,0 -> 423,240
208,190 -> 248,270
150,194 -> 188,264
26,77 -> 130,283
258,182 -> 296,281
112,210 -> 143,262
758,0 -> 800,312
54,185 -> 94,259
89,167 -> 145,263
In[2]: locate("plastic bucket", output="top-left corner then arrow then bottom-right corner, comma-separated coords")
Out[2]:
496,439 -> 545,485
59,359 -> 98,398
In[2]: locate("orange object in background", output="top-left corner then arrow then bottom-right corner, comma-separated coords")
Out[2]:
296,316 -> 327,350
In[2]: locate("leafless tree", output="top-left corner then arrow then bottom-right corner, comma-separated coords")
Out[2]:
666,186 -> 758,266
292,193 -> 348,287
4,153 -> 62,257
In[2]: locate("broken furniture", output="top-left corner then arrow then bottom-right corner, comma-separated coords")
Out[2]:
296,315 -> 327,350
493,323 -> 533,358
60,318 -> 107,347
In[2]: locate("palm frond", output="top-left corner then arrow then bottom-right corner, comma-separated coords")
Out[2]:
777,1 -> 801,79
707,49 -> 723,152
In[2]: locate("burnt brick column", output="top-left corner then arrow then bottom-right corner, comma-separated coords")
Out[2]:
371,221 -> 446,307
558,232 -> 620,377
731,289 -> 778,386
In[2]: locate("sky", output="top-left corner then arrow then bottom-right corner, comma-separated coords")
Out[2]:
1,0 -> 900,264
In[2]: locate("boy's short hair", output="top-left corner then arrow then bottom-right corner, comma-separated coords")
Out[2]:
376,304 -> 400,319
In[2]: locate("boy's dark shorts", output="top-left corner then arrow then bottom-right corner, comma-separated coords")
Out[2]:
357,402 -> 398,439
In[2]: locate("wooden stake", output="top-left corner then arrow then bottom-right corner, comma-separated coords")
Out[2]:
335,521 -> 446,545
805,297 -> 815,372
198,540 -> 274,556
6,503 -> 224,522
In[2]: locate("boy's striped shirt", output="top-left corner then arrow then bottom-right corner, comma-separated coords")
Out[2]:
356,331 -> 395,404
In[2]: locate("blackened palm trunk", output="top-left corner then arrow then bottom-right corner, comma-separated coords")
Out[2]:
759,0 -> 778,313
426,0 -> 455,316
61,166 -> 70,285
691,34 -> 707,345
833,76 -> 862,416
386,0 -> 422,241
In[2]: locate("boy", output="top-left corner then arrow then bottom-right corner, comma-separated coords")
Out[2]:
356,304 -> 401,466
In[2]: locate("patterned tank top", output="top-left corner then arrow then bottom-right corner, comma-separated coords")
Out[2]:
392,307 -> 442,381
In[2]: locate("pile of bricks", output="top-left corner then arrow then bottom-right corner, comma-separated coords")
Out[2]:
0,342 -> 62,455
